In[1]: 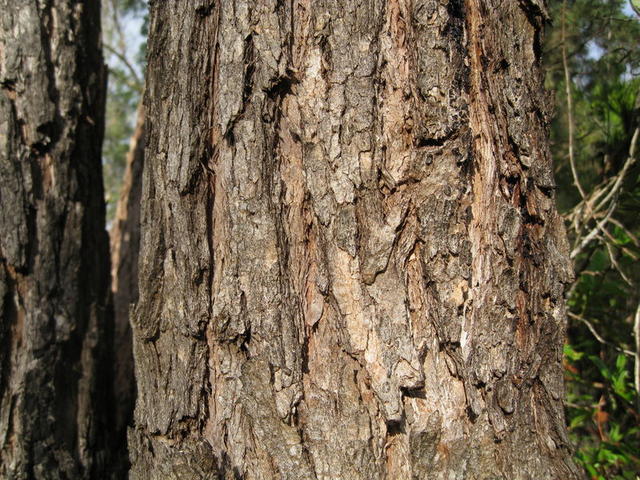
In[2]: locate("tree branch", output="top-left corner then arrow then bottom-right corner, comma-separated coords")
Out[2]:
568,312 -> 635,357
104,43 -> 143,92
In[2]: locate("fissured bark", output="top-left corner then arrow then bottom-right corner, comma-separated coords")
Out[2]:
0,0 -> 116,478
130,1 -> 580,479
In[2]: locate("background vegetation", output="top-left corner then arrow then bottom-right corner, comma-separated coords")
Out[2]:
101,1 -> 640,477
102,0 -> 146,221
546,1 -> 640,478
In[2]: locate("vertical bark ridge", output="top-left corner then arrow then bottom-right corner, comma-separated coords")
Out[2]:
462,0 -> 580,477
131,1 -> 579,479
0,0 -> 114,477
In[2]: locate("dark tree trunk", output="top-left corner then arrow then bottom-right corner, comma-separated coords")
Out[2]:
130,1 -> 580,479
0,1 -> 115,477
110,104 -> 145,456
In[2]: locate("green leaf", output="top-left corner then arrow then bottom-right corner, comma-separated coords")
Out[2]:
564,343 -> 585,361
569,411 -> 591,430
615,354 -> 627,371
589,355 -> 611,380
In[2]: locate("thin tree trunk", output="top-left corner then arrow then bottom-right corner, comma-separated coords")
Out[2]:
110,103 -> 145,464
130,1 -> 580,479
0,1 -> 114,477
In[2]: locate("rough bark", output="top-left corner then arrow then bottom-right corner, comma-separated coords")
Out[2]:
0,0 -> 114,478
130,1 -> 580,479
110,103 -> 144,453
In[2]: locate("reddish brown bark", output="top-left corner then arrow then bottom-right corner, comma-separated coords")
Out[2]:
129,2 -> 579,479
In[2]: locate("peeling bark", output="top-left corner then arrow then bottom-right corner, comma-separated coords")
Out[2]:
0,0 -> 116,478
130,1 -> 580,479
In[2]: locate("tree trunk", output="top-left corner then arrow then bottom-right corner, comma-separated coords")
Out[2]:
110,103 -> 145,455
130,1 -> 580,479
0,1 -> 114,477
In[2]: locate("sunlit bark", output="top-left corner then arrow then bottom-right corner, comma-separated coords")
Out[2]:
130,2 -> 580,479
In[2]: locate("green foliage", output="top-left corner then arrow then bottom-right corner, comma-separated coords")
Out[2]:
102,0 -> 147,221
103,72 -> 139,219
546,0 -> 640,477
565,349 -> 639,478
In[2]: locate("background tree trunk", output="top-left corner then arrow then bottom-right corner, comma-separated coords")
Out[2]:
130,1 -> 580,479
0,0 -> 115,477
110,103 -> 145,458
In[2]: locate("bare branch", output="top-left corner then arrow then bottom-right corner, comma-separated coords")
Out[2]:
604,242 -> 633,286
568,312 -> 635,357
104,43 -> 143,93
570,195 -> 618,259
607,217 -> 640,249
561,1 -> 587,202
594,126 -> 639,212
635,301 -> 640,410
